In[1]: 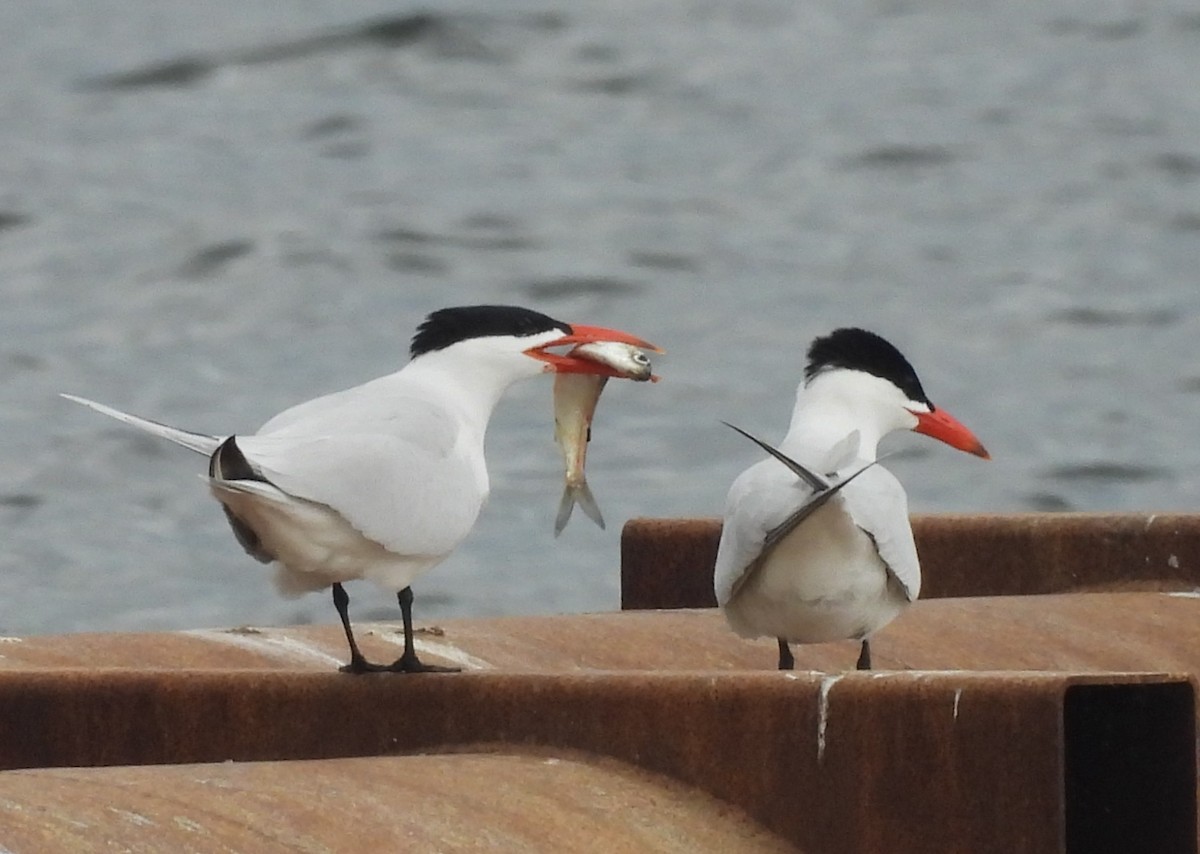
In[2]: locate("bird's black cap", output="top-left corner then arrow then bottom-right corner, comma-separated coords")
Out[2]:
804,327 -> 930,405
410,305 -> 570,358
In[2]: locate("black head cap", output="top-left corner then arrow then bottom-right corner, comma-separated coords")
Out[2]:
410,305 -> 570,358
804,327 -> 931,405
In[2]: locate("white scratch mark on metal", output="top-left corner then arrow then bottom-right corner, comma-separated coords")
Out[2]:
411,638 -> 493,671
183,628 -> 343,667
109,807 -> 155,828
953,688 -> 963,722
816,674 -> 844,764
174,817 -> 207,834
363,624 -> 494,670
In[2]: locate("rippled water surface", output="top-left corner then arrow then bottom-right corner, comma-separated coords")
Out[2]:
3,0 -> 1200,634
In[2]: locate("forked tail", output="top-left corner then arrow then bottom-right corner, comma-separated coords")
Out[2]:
554,481 -> 606,536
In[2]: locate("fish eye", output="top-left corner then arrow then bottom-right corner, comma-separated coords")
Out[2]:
633,353 -> 650,365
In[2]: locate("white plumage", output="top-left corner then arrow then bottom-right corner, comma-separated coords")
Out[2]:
65,305 -> 658,673
714,328 -> 988,670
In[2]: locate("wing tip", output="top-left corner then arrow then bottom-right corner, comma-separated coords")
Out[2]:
721,420 -> 829,492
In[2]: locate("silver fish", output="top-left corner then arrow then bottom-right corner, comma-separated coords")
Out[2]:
553,372 -> 608,535
552,342 -> 657,535
568,341 -> 656,382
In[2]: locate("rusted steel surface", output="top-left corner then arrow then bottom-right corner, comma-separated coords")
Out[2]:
621,516 -> 723,611
3,590 -> 1200,851
0,750 -> 796,853
913,513 -> 1200,597
0,668 -> 1191,853
4,593 -> 1200,676
621,513 -> 1200,610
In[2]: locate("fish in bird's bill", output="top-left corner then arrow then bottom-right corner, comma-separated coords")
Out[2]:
552,342 -> 659,535
566,340 -> 659,382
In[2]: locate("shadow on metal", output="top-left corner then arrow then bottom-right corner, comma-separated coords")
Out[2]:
621,513 -> 1200,611
0,746 -> 796,853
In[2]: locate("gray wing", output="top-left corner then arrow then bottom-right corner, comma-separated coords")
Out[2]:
234,401 -> 482,558
841,465 -> 921,601
714,458 -> 804,605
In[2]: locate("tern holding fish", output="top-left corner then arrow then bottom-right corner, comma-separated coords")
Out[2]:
63,305 -> 660,674
552,341 -> 659,536
714,328 -> 989,670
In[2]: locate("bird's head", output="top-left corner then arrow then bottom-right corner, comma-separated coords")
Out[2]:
410,305 -> 661,379
804,327 -> 989,459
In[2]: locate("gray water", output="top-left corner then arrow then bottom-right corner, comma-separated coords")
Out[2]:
3,0 -> 1199,635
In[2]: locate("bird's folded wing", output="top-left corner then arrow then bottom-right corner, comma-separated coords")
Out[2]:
713,462 -> 811,605
233,432 -> 481,558
821,429 -> 862,475
842,466 -> 921,601
257,385 -> 458,459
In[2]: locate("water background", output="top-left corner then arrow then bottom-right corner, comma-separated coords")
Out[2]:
3,0 -> 1200,634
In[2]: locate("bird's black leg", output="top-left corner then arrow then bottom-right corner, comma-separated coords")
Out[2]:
388,586 -> 460,673
856,639 -> 872,671
333,583 -> 388,674
777,637 -> 795,670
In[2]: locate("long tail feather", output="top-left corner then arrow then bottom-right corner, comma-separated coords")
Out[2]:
721,421 -> 829,491
61,393 -> 221,456
762,457 -> 882,551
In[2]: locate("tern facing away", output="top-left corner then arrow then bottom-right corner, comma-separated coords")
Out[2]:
64,305 -> 659,674
713,328 -> 989,671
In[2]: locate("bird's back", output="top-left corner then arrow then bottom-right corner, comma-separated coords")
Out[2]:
714,450 -> 920,642
216,370 -> 489,592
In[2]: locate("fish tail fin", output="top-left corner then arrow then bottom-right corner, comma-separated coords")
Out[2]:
554,481 -> 606,536
61,393 -> 222,456
576,481 -> 606,531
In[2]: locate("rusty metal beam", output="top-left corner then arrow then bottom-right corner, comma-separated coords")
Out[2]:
5,522 -> 1200,853
4,593 -> 1200,676
622,516 -> 722,610
620,513 -> 1200,610
0,669 -> 1191,853
0,749 -> 797,853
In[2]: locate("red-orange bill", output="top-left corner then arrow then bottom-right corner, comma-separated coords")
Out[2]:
912,407 -> 990,459
559,324 -> 663,353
